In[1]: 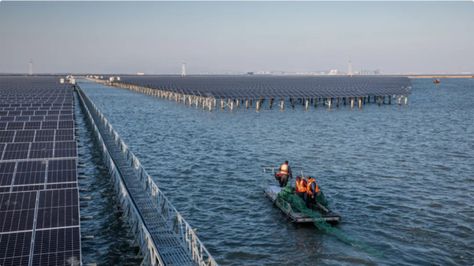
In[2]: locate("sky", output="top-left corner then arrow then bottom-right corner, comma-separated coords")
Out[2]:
0,1 -> 473,74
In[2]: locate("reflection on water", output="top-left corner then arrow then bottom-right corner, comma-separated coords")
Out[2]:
80,78 -> 474,265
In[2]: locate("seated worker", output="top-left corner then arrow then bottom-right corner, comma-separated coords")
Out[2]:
295,176 -> 307,198
275,160 -> 292,187
305,176 -> 320,208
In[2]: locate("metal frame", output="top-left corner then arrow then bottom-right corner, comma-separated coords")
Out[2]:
76,86 -> 217,266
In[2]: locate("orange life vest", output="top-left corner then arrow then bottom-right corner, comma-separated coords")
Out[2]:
279,163 -> 289,175
296,179 -> 307,193
306,178 -> 320,196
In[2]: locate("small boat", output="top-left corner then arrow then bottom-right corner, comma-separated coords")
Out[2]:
264,185 -> 341,225
433,79 -> 441,84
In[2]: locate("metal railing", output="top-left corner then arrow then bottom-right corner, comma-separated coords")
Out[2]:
76,85 -> 217,266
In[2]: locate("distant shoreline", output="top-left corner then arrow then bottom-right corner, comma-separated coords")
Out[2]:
0,73 -> 473,79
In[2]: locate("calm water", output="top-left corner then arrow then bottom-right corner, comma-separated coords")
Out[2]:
78,78 -> 474,265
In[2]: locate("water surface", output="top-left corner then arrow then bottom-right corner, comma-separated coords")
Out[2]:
75,95 -> 142,265
79,78 -> 474,265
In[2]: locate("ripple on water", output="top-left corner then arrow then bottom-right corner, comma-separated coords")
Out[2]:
75,96 -> 142,265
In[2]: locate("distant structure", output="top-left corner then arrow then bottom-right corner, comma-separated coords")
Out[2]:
28,59 -> 33,75
181,63 -> 187,77
328,69 -> 339,75
348,60 -> 353,76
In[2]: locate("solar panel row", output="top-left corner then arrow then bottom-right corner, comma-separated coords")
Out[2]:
0,141 -> 76,160
0,76 -> 81,266
0,159 -> 77,189
0,121 -> 74,130
119,75 -> 412,99
0,130 -> 74,143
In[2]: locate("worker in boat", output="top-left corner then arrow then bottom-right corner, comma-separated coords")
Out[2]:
275,160 -> 292,187
305,176 -> 320,208
295,176 -> 307,198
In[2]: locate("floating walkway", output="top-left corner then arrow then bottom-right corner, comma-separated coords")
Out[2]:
76,85 -> 217,266
91,75 -> 411,111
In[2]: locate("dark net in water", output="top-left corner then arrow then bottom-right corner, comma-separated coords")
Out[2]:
277,186 -> 382,258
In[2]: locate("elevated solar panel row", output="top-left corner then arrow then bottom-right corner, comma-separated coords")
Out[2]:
0,76 -> 80,266
119,75 -> 411,99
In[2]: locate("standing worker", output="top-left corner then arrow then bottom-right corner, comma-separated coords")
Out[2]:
275,160 -> 292,187
305,176 -> 320,208
295,176 -> 307,199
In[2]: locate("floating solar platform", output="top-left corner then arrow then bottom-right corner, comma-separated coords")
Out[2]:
97,75 -> 412,111
0,76 -> 80,266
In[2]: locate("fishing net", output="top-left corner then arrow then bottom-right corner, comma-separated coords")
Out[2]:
276,186 -> 382,257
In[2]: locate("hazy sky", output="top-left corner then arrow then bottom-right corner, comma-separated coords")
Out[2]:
1,1 -> 473,74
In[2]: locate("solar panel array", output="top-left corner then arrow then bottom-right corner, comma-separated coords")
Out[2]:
0,76 -> 80,266
119,75 -> 411,99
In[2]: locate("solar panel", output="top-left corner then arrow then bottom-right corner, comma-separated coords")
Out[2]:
7,122 -> 24,130
0,162 -> 15,186
1,117 -> 15,122
41,121 -> 58,129
45,115 -> 59,121
0,131 -> 15,143
0,191 -> 36,212
0,231 -> 32,266
21,110 -> 34,116
14,161 -> 47,185
3,143 -> 30,160
35,130 -> 55,142
32,227 -> 81,266
36,189 -> 79,229
15,116 -> 30,122
24,121 -> 41,129
55,129 -> 74,141
47,159 -> 76,183
14,130 -> 35,143
35,111 -> 47,116
29,142 -> 54,159
54,141 -> 76,158
58,121 -> 74,129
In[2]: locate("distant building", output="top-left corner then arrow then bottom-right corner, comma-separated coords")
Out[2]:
28,60 -> 33,75
181,63 -> 186,77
